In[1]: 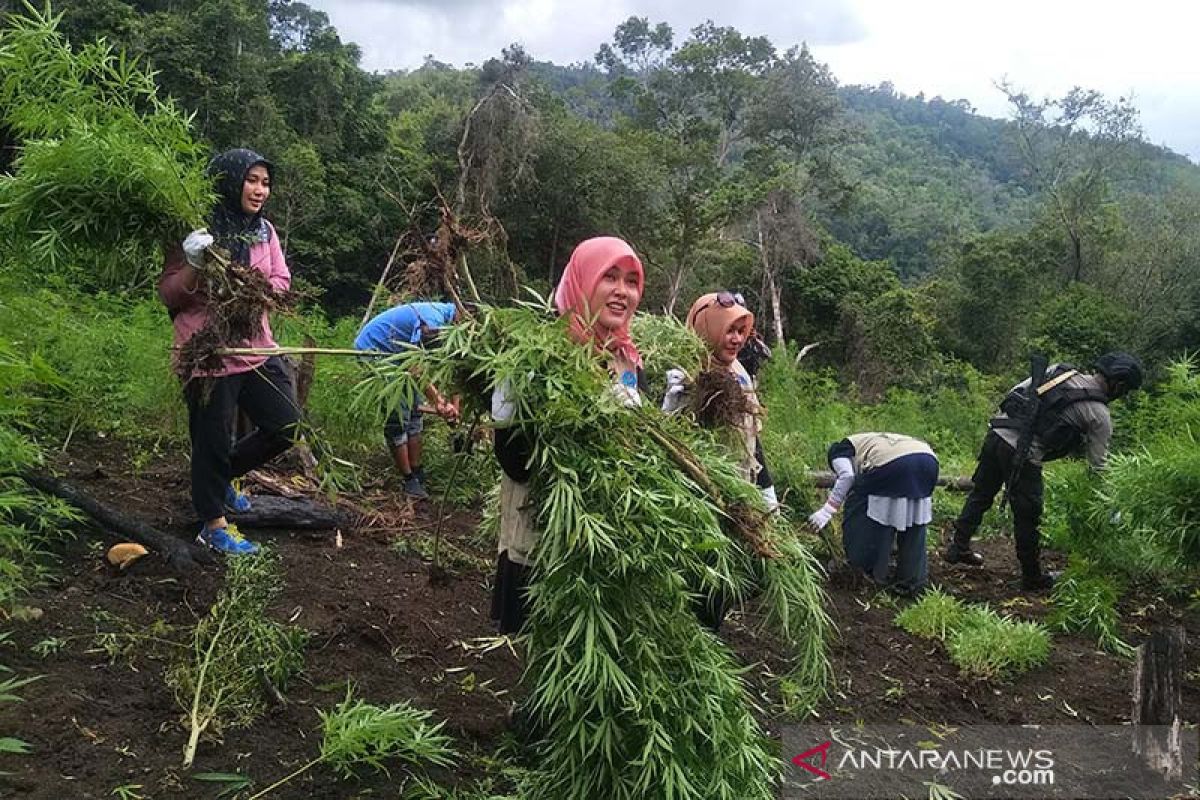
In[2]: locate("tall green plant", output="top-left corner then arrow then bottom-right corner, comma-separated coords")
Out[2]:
360,301 -> 832,799
167,551 -> 306,768
0,3 -> 211,290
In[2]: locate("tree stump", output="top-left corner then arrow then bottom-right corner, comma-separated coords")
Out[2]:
1132,625 -> 1185,780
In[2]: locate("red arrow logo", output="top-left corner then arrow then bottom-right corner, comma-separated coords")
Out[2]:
792,740 -> 833,781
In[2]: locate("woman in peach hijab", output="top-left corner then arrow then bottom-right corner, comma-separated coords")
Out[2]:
489,236 -> 646,635
662,290 -> 780,629
667,291 -> 779,506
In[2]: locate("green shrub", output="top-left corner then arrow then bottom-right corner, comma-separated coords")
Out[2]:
946,616 -> 1051,680
1048,557 -> 1133,657
895,589 -> 966,640
0,341 -> 80,610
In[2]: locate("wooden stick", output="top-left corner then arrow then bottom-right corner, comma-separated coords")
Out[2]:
361,232 -> 407,328
214,346 -> 387,358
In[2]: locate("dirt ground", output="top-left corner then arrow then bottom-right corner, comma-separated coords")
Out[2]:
1,435 -> 1197,798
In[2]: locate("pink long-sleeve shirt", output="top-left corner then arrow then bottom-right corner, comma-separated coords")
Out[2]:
158,221 -> 290,378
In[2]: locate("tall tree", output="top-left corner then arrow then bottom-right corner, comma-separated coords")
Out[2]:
1000,83 -> 1141,282
598,18 -> 776,314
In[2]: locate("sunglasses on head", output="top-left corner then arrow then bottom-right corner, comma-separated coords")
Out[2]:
695,291 -> 746,319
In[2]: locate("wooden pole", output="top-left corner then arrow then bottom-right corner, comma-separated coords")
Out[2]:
1132,625 -> 1185,780
807,471 -> 973,491
360,232 -> 406,329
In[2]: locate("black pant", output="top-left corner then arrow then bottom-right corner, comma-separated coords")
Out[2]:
185,357 -> 301,521
952,431 -> 1045,577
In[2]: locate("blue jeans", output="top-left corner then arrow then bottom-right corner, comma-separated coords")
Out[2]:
841,489 -> 928,594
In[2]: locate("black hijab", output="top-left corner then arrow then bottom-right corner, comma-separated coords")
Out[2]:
207,148 -> 273,266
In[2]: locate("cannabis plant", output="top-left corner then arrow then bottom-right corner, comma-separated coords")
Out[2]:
246,688 -> 455,799
0,3 -> 211,290
167,550 -> 306,768
359,300 -> 832,799
1048,557 -> 1134,657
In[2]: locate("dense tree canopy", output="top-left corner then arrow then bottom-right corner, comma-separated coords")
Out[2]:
3,1 -> 1199,380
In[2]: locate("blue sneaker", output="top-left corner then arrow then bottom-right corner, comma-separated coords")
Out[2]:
197,524 -> 260,556
224,482 -> 252,514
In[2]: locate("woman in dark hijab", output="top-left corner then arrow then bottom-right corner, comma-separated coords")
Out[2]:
158,148 -> 300,555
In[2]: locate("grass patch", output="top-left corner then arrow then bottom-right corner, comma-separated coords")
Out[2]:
895,591 -> 1051,680
946,612 -> 1050,679
895,588 -> 966,640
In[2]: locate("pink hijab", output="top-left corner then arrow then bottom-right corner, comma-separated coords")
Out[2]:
553,236 -> 644,367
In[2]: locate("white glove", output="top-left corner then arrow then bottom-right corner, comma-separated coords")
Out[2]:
491,379 -> 516,425
760,485 -> 780,513
182,229 -> 214,269
610,381 -> 643,408
808,502 -> 838,531
662,368 -> 688,413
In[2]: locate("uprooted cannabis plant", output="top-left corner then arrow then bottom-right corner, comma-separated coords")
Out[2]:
167,550 -> 306,768
245,687 -> 456,799
358,299 -> 831,799
0,3 -> 212,292
0,5 -> 282,378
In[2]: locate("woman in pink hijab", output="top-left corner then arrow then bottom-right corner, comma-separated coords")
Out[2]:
490,236 -> 647,635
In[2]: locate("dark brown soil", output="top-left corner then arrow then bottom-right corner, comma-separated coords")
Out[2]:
1,435 -> 1197,798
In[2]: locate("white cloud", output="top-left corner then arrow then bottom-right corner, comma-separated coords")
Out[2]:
808,0 -> 1200,159
307,0 -> 1200,159
309,0 -> 865,69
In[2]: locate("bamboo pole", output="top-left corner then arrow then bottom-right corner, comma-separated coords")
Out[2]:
213,346 -> 389,358
360,231 -> 407,328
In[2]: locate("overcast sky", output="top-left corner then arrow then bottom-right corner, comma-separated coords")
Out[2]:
306,0 -> 1200,161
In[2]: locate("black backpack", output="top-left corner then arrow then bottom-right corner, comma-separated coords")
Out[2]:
992,364 -> 1109,461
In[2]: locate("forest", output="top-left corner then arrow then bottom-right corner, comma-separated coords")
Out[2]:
0,0 -> 1197,798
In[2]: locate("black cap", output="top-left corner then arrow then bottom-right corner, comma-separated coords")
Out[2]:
1094,352 -> 1143,394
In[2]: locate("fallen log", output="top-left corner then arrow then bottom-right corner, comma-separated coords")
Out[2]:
227,494 -> 349,530
18,470 -> 212,570
805,471 -> 973,491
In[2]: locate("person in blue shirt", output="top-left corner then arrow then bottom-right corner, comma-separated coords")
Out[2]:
355,301 -> 459,498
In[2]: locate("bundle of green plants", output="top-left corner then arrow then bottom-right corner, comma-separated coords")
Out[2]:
0,4 -> 212,292
895,588 -> 967,640
628,312 -> 708,401
359,299 -> 832,799
945,610 -> 1050,680
1048,556 -> 1133,657
245,688 -> 455,799
167,550 -> 307,768
895,593 -> 1050,680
